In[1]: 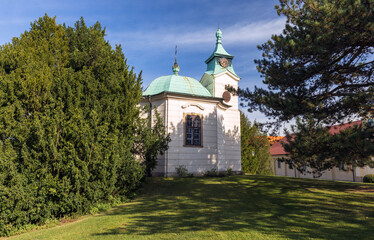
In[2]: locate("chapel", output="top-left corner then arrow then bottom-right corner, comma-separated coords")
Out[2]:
140,29 -> 241,176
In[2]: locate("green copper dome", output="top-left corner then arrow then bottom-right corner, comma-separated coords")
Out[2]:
143,73 -> 212,97
143,46 -> 212,98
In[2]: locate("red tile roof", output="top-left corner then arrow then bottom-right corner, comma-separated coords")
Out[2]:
270,136 -> 291,156
328,120 -> 362,134
269,120 -> 362,156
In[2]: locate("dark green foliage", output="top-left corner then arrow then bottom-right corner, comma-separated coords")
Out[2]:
203,168 -> 219,177
175,165 -> 193,178
239,0 -> 373,125
282,118 -> 374,176
226,168 -> 234,176
363,174 -> 374,183
238,0 -> 374,173
240,112 -> 273,175
0,15 -> 168,237
203,168 -> 233,177
133,107 -> 170,177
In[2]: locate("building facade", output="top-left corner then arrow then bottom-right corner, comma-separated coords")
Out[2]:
140,29 -> 241,176
270,120 -> 374,182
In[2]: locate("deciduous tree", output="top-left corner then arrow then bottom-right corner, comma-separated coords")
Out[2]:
240,112 -> 273,175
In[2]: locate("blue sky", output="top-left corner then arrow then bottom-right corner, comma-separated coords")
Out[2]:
0,0 -> 286,126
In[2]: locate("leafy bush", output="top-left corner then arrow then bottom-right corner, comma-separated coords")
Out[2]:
240,112 -> 274,175
226,168 -> 234,176
204,168 -> 218,177
363,174 -> 374,183
175,165 -> 193,177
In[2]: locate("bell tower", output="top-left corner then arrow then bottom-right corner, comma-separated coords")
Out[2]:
200,28 -> 240,109
199,28 -> 241,173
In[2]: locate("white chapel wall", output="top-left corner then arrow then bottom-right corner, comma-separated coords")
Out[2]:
139,98 -> 167,175
213,73 -> 239,109
213,72 -> 241,172
138,99 -> 165,121
217,107 -> 241,172
166,97 -> 218,175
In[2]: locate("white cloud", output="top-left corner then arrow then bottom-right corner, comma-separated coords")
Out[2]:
223,19 -> 285,44
109,18 -> 285,50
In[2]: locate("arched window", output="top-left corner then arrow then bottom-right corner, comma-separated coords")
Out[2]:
185,114 -> 202,146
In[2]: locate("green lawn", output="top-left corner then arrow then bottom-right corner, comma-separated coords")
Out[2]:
7,175 -> 374,240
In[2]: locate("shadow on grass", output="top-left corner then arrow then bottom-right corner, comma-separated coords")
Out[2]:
92,175 -> 374,239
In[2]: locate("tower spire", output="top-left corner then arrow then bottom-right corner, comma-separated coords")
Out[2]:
174,45 -> 178,65
216,28 -> 222,44
172,45 -> 180,75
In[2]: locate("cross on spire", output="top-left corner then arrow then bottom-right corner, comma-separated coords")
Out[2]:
172,45 -> 180,75
174,45 -> 178,65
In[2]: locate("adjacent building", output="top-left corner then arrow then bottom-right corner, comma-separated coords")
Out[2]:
271,120 -> 374,182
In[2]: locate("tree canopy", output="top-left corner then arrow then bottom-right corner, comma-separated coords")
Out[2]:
282,118 -> 374,176
240,0 -> 373,125
0,15 -> 169,236
238,0 -> 373,175
240,112 -> 273,175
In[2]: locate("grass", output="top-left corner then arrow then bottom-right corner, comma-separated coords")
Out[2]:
7,175 -> 374,240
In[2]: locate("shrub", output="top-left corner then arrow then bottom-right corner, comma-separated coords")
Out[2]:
204,168 -> 218,177
134,107 -> 171,177
204,168 -> 234,177
226,168 -> 234,176
363,174 -> 374,183
175,165 -> 193,177
217,172 -> 227,177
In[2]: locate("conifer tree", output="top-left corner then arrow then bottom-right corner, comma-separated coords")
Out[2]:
0,15 -> 169,236
238,0 -> 373,173
282,118 -> 374,177
133,107 -> 171,177
240,0 -> 373,124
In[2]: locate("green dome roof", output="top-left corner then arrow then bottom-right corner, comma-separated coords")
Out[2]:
143,74 -> 212,97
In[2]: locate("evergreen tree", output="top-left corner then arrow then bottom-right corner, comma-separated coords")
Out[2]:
133,106 -> 171,177
238,0 -> 373,172
240,0 -> 373,125
0,15 -> 169,236
240,112 -> 273,175
282,118 -> 374,177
